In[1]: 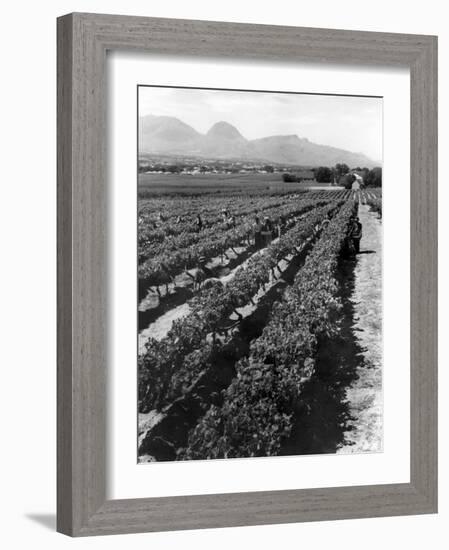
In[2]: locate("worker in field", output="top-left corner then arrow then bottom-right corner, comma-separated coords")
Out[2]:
226,212 -> 236,229
261,216 -> 273,246
321,212 -> 332,231
254,215 -> 263,248
347,215 -> 355,238
342,216 -> 356,258
195,213 -> 203,232
198,256 -> 213,278
221,209 -> 228,223
185,256 -> 214,290
278,215 -> 287,236
350,216 -> 363,253
286,217 -> 295,231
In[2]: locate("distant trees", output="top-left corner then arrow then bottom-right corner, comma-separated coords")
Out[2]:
263,165 -> 274,173
335,163 -> 350,179
166,164 -> 181,173
281,170 -> 315,183
315,166 -> 333,183
282,173 -> 298,183
280,162 -> 381,189
342,173 -> 356,190
281,163 -> 381,189
365,166 -> 382,187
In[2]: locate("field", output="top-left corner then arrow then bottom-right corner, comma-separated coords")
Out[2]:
138,172 -> 320,196
137,184 -> 382,462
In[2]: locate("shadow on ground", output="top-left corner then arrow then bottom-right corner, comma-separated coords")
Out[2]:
280,254 -> 367,456
25,513 -> 56,531
139,240 -> 317,461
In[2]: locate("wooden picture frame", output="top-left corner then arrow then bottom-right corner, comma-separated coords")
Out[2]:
57,12 -> 438,536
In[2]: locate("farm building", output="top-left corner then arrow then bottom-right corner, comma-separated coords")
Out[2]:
337,171 -> 364,189
351,173 -> 364,190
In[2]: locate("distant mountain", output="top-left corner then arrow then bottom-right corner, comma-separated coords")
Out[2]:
139,114 -> 377,168
139,115 -> 202,153
206,121 -> 245,140
202,121 -> 248,158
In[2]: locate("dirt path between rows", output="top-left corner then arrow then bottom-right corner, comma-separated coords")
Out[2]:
138,233 -> 287,353
338,204 -> 383,454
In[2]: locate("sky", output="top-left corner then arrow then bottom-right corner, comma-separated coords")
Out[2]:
138,86 -> 383,163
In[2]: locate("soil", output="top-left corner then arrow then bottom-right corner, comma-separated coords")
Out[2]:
338,203 -> 383,453
137,203 -> 383,459
139,303 -> 191,353
138,235 -> 286,351
137,235 -> 320,460
280,203 -> 382,456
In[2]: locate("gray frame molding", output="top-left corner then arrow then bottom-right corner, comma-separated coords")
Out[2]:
57,12 -> 438,537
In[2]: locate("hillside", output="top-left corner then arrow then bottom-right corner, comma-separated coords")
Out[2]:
139,114 -> 377,168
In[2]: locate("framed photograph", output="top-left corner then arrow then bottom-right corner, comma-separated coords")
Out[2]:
57,13 -> 437,536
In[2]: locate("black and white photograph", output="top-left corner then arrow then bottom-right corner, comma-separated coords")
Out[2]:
137,85 -> 383,463
1,1 -> 441,543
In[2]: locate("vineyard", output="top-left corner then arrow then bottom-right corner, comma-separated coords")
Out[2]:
137,188 -> 382,461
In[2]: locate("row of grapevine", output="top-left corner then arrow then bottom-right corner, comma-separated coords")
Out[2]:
139,196 -> 310,264
138,196 -> 292,254
309,189 -> 351,200
138,202 -> 341,413
181,199 -> 356,460
138,189 -> 349,245
138,192 -> 307,233
138,198 -> 331,290
138,188 -> 339,221
366,197 -> 382,218
139,192 -> 285,216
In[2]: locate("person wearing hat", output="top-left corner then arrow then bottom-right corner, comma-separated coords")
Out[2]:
321,212 -> 331,231
350,216 -> 363,253
198,255 -> 213,278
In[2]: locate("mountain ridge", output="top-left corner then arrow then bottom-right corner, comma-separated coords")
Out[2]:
139,115 -> 378,168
